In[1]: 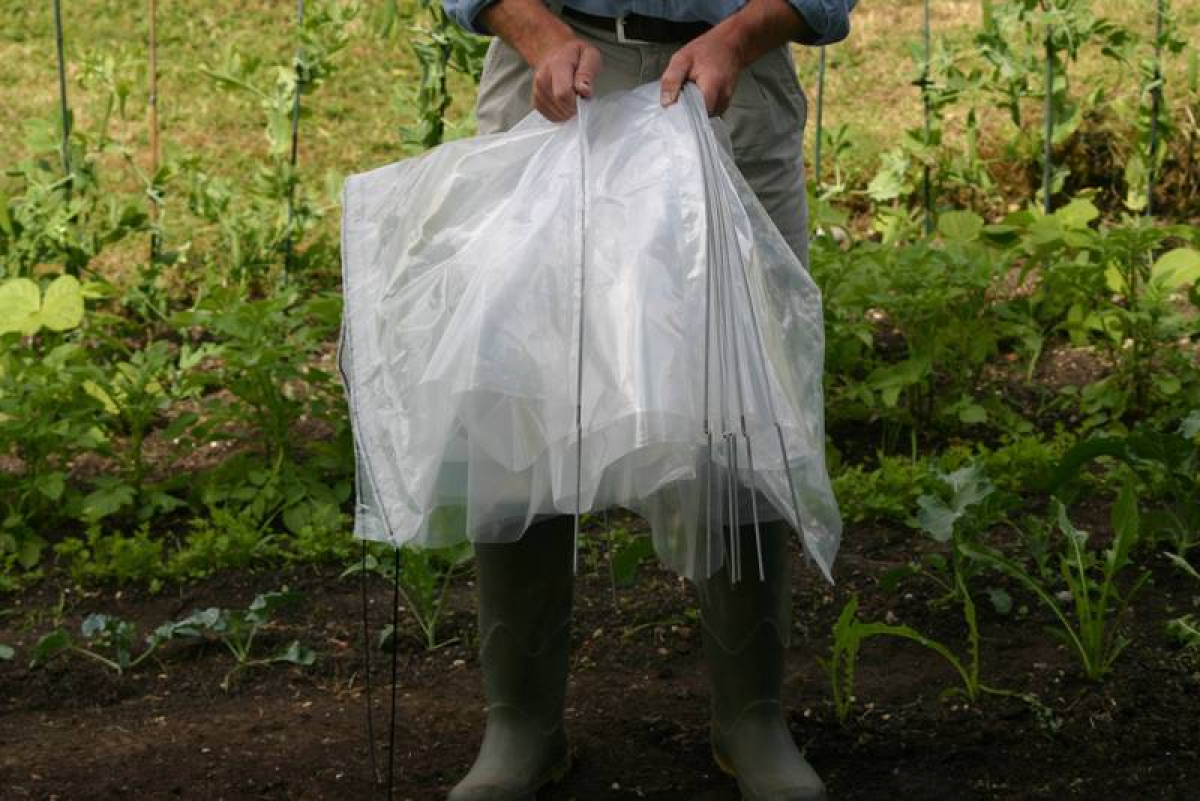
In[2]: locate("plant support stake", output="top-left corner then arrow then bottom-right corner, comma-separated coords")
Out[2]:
921,0 -> 934,234
283,0 -> 306,277
1042,25 -> 1054,214
1146,0 -> 1165,217
52,0 -> 72,197
813,46 -> 826,193
148,0 -> 161,262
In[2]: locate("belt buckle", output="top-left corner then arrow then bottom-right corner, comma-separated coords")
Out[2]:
614,15 -> 652,45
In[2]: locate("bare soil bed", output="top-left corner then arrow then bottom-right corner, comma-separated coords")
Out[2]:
1,515 -> 1197,800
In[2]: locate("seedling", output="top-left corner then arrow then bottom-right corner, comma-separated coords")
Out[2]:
963,482 -> 1151,681
30,612 -> 172,675
344,542 -> 471,651
169,588 -> 315,691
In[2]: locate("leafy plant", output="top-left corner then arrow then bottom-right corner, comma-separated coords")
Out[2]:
169,589 -> 315,691
344,542 -> 472,651
819,592 -> 1029,723
1049,410 -> 1200,556
962,482 -> 1151,681
1163,552 -> 1199,649
31,612 -> 173,675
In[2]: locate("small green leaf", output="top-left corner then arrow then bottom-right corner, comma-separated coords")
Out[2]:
83,380 -> 121,415
30,628 -> 71,668
35,472 -> 66,501
1055,198 -> 1099,229
39,274 -> 85,332
938,210 -> 984,242
916,495 -> 957,542
0,278 -> 41,335
274,640 -> 315,666
611,534 -> 656,588
986,587 -> 1013,615
0,644 -> 14,661
957,403 -> 988,425
1150,248 -> 1200,290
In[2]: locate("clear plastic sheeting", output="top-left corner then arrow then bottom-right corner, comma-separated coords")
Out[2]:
338,82 -> 841,584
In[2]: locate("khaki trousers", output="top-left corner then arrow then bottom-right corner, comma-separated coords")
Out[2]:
474,10 -> 812,266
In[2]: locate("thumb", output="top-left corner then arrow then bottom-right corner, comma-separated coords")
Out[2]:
574,44 -> 603,97
660,52 -> 693,106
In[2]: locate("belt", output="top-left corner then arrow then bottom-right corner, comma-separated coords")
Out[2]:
561,6 -> 712,44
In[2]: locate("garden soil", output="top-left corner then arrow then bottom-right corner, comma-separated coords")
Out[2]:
2,512 -> 1197,800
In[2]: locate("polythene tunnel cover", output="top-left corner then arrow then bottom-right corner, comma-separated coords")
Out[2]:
338,82 -> 841,584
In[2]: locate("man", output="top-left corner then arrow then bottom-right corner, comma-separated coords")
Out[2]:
442,2 -> 854,799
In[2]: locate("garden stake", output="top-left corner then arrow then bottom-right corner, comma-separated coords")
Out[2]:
571,98 -> 591,576
283,0 -> 306,278
52,0 -> 72,200
387,545 -> 401,799
1042,25 -> 1054,214
360,539 -> 382,788
148,0 -> 161,263
813,46 -> 826,194
921,0 -> 934,234
1146,0 -> 1165,217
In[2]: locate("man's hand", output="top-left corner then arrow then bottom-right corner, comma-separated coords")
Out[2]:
532,39 -> 604,122
481,0 -> 604,122
660,0 -> 811,116
659,30 -> 746,117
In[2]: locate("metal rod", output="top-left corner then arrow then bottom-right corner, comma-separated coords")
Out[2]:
283,0 -> 306,276
386,546 -> 401,799
1042,25 -> 1054,214
360,539 -> 382,787
52,0 -> 72,197
921,0 -> 934,234
1146,0 -> 1165,217
813,46 -> 826,194
572,101 -> 591,575
148,0 -> 161,262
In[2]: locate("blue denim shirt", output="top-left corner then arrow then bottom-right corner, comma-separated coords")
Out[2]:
443,1 -> 856,46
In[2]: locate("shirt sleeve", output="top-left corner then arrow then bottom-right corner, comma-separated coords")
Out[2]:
787,0 -> 856,46
442,0 -> 499,35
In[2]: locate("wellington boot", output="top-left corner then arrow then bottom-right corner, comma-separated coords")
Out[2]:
448,516 -> 575,801
696,521 -> 827,801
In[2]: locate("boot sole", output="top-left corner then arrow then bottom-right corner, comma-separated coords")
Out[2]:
529,747 -> 573,799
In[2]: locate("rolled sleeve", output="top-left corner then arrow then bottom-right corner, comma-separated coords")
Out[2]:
442,0 -> 499,35
787,0 -> 855,46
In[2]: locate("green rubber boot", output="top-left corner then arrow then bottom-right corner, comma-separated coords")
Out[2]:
448,516 -> 574,801
696,520 -> 827,801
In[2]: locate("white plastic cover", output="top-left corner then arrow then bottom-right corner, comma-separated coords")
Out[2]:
338,83 -> 841,584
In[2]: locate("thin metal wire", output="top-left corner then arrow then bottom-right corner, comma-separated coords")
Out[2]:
813,46 -> 826,195
572,101 -> 590,575
360,539 -> 382,789
1042,25 -> 1055,214
148,0 -> 161,263
707,132 -> 764,583
283,0 -> 306,276
386,546 -> 401,799
1146,0 -> 1165,218
921,0 -> 934,234
52,0 -> 71,197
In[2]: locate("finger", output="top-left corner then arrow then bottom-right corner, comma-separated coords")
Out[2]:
660,52 -> 693,106
574,44 -> 603,97
548,56 -> 579,120
532,74 -> 563,121
705,79 -> 734,117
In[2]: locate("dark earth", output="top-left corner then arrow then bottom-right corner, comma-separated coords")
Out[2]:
2,510 -> 1197,800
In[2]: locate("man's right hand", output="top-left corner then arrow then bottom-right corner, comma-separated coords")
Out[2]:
480,0 -> 603,122
531,39 -> 603,122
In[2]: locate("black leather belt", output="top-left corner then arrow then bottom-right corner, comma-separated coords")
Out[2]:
561,5 -> 712,44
